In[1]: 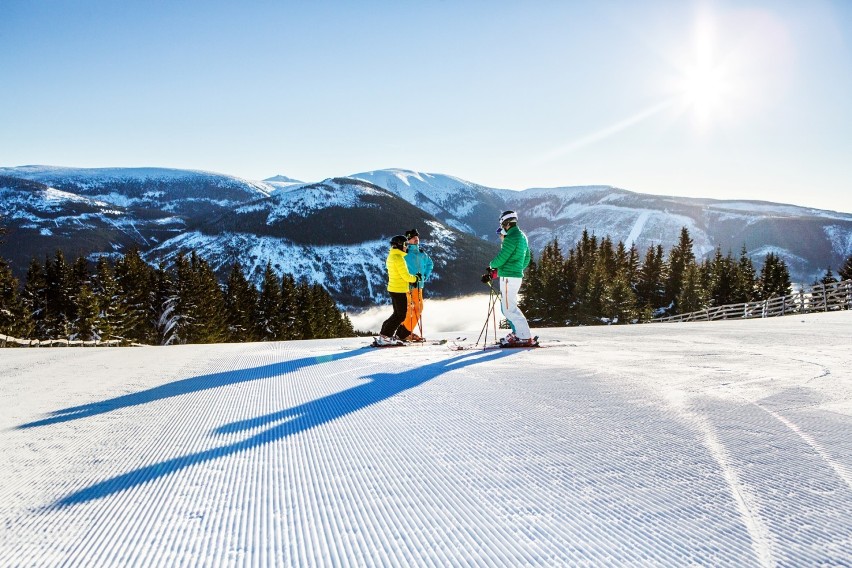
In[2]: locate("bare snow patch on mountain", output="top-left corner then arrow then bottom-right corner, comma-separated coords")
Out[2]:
825,225 -> 852,258
42,187 -> 108,207
706,201 -> 852,221
352,169 -> 498,220
267,180 -> 385,220
626,210 -> 652,246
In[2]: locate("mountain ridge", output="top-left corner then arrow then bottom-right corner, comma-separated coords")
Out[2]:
2,165 -> 851,308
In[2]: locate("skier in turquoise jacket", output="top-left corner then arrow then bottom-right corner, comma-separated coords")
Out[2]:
402,228 -> 433,340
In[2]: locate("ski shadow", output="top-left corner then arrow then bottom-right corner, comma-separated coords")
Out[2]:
55,349 -> 515,507
18,348 -> 369,429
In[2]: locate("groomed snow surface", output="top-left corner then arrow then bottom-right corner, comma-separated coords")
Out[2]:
2,312 -> 851,567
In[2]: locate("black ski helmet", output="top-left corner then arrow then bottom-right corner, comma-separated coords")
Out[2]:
390,235 -> 408,250
499,210 -> 518,225
405,228 -> 419,240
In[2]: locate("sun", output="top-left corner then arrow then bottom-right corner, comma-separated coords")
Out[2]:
667,13 -> 740,129
678,59 -> 731,121
676,54 -> 735,127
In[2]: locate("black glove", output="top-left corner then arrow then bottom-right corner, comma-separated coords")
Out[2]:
481,268 -> 497,283
415,272 -> 422,283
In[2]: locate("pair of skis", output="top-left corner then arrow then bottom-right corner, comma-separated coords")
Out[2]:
368,337 -> 462,348
369,336 -> 541,350
448,335 -> 540,351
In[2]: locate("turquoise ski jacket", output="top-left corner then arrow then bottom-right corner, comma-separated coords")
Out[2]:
404,244 -> 434,289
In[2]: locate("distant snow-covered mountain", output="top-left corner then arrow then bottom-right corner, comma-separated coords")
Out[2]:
147,177 -> 495,306
357,169 -> 852,284
2,165 -> 851,308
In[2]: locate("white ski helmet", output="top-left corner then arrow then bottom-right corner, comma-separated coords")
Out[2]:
499,210 -> 518,225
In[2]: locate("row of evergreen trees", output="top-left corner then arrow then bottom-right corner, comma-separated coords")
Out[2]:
519,227 -> 852,327
0,247 -> 355,344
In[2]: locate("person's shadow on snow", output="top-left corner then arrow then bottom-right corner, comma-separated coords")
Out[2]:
18,348 -> 369,429
54,349 -> 516,507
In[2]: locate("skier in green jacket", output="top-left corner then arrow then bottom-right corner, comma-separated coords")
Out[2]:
488,210 -> 534,346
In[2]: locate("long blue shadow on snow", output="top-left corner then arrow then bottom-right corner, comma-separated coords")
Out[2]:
18,348 -> 369,429
55,349 -> 516,507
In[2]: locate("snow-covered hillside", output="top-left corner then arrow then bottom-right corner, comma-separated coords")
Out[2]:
0,166 -> 276,200
3,165 -> 852,292
2,312 -> 850,566
351,169 -> 508,235
353,169 -> 852,283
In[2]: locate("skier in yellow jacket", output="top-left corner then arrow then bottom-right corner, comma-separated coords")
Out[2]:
376,235 -> 421,346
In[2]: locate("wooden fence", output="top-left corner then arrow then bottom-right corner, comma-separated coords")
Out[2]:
0,335 -> 122,348
650,279 -> 852,324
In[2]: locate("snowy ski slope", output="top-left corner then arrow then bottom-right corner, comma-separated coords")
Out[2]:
1,312 -> 851,566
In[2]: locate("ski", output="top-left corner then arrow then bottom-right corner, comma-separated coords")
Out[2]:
367,337 -> 408,348
499,335 -> 540,349
448,336 -> 542,350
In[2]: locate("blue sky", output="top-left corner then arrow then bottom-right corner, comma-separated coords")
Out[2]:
2,0 -> 851,213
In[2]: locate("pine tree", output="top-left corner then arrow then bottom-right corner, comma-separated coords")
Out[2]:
839,255 -> 852,281
579,260 -> 608,325
224,261 -> 258,342
677,263 -> 708,314
757,253 -> 792,300
67,256 -> 91,327
536,240 -> 571,325
114,248 -> 156,343
0,257 -> 29,337
255,262 -> 282,341
43,250 -> 74,339
601,270 -> 638,324
733,246 -> 756,304
306,283 -> 343,339
22,258 -> 47,338
707,247 -> 738,307
70,285 -> 99,341
626,243 -> 641,288
153,260 -> 179,345
192,254 -> 227,343
819,267 -> 838,286
518,256 -> 544,324
92,256 -> 123,342
665,227 -> 696,313
339,312 -> 355,338
636,244 -> 666,316
572,231 -> 602,325
173,251 -> 226,344
280,273 -> 301,340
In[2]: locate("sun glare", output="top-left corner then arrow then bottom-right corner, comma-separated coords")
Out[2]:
667,11 -> 740,130
678,59 -> 732,123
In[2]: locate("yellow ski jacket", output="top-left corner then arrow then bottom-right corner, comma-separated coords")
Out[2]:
386,248 -> 417,293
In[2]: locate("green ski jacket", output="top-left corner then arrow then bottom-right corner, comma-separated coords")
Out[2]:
489,225 -> 531,278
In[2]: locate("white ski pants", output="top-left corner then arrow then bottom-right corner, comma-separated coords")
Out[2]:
500,276 -> 531,339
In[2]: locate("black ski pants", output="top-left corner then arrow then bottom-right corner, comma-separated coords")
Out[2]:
380,291 -> 411,339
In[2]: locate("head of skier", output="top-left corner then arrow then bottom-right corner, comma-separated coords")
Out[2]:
390,234 -> 408,251
405,228 -> 420,245
499,210 -> 518,232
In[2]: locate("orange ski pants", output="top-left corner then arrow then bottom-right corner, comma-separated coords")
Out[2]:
404,287 -> 424,333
